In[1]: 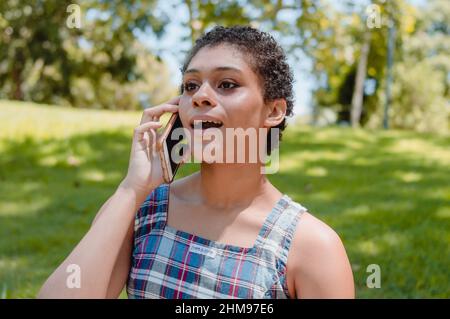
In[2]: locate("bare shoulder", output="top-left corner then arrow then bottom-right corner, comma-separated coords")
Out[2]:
292,212 -> 344,259
287,211 -> 355,298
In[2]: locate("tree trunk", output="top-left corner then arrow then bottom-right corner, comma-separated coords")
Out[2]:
185,0 -> 197,46
11,51 -> 24,100
11,66 -> 23,100
351,30 -> 372,128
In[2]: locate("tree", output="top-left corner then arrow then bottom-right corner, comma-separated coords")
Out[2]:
295,0 -> 416,128
0,0 -> 77,102
376,0 -> 449,133
351,29 -> 371,127
181,0 -> 301,49
0,0 -> 176,109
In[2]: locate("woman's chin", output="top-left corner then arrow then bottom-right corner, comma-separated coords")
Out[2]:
190,140 -> 224,163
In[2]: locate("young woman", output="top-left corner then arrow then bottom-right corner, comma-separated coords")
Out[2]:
38,26 -> 354,299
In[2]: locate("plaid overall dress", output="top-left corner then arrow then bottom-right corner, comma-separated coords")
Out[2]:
127,183 -> 307,299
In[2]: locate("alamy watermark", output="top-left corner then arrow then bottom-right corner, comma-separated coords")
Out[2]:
366,264 -> 381,288
66,263 -> 81,289
167,122 -> 280,174
66,4 -> 82,29
366,3 -> 394,29
366,4 -> 382,29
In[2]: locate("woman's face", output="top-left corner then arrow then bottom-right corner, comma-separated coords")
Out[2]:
178,44 -> 271,160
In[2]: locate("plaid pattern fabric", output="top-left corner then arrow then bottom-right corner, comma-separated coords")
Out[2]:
127,183 -> 307,299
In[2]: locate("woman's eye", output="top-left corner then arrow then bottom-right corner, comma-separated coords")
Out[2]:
219,81 -> 238,90
183,81 -> 238,92
183,82 -> 198,92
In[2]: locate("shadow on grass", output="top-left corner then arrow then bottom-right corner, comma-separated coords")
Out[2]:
0,127 -> 449,298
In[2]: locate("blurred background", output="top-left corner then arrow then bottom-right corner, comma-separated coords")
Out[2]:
0,0 -> 448,298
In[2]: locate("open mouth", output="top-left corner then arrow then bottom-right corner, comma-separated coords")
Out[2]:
190,120 -> 224,130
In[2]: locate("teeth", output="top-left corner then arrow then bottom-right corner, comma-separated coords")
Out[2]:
205,120 -> 222,125
193,119 -> 223,126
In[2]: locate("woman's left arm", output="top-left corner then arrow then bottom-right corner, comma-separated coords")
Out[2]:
288,212 -> 355,299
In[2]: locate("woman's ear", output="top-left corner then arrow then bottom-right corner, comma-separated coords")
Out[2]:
264,98 -> 287,128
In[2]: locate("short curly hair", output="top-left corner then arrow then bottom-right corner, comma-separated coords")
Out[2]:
179,25 -> 295,155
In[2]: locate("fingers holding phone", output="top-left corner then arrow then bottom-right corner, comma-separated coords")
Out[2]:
139,95 -> 181,125
121,96 -> 181,197
156,112 -> 187,184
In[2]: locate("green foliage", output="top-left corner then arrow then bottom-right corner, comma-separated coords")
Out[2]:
0,0 -> 176,109
381,0 -> 450,133
0,0 -> 76,101
296,0 -> 401,124
389,62 -> 448,133
299,0 -> 448,132
1,100 -> 449,298
181,0 -> 299,49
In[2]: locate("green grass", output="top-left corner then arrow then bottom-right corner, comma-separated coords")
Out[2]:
1,100 -> 449,298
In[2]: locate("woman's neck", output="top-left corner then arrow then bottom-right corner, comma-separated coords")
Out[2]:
191,162 -> 272,210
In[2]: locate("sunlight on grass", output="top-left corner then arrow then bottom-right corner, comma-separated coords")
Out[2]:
380,232 -> 407,248
388,138 -> 450,165
0,197 -> 50,217
279,154 -> 305,171
352,158 -> 380,167
300,126 -> 377,144
309,191 -> 336,202
0,257 -> 26,273
435,207 -> 450,219
285,150 -> 348,163
305,166 -> 328,177
0,100 -> 140,141
80,169 -> 106,182
345,140 -> 366,150
356,240 -> 380,256
422,187 -> 450,200
394,171 -> 423,183
343,204 -> 371,217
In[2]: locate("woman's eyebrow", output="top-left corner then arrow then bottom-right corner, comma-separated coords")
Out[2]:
184,66 -> 243,75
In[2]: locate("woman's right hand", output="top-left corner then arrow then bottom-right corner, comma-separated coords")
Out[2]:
119,96 -> 181,198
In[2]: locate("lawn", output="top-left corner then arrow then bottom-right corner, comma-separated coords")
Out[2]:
0,100 -> 449,298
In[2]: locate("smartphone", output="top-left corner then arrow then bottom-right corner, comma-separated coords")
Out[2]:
156,113 -> 187,183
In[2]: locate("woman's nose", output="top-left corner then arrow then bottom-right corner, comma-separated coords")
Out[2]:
192,83 -> 217,108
